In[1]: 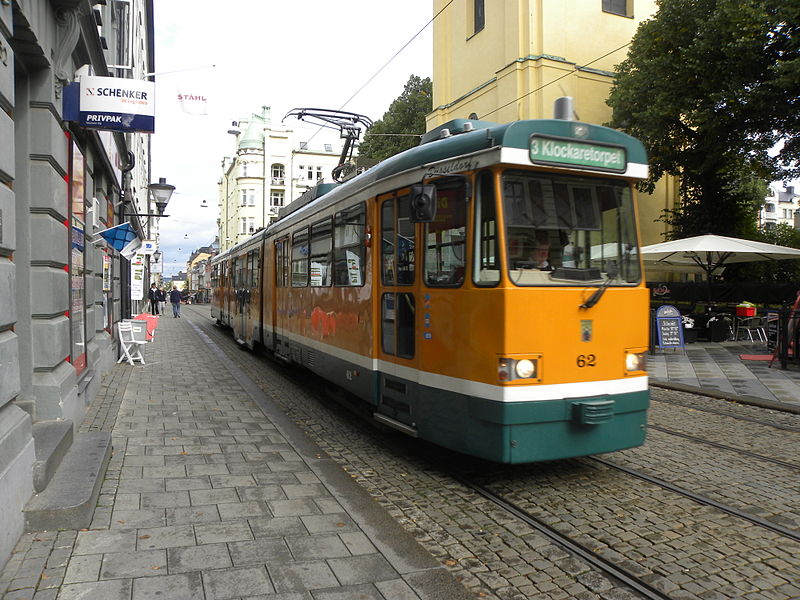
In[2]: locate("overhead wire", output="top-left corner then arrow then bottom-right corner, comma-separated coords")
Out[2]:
364,41 -> 635,138
304,0 -> 456,144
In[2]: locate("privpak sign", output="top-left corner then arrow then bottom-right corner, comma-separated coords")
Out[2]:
63,76 -> 155,133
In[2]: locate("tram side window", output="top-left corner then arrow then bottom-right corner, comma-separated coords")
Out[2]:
275,237 -> 289,287
396,195 -> 415,285
310,219 -> 332,287
425,184 -> 466,287
381,199 -> 395,285
333,203 -> 366,286
291,228 -> 309,287
248,250 -> 258,289
473,172 -> 499,285
381,196 -> 415,286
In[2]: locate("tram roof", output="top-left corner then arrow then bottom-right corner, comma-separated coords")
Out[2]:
213,118 -> 648,256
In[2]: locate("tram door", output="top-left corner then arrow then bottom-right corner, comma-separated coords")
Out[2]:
232,254 -> 249,344
375,192 -> 420,433
272,237 -> 290,357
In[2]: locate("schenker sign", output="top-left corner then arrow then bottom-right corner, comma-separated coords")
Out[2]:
529,134 -> 626,173
63,76 -> 155,133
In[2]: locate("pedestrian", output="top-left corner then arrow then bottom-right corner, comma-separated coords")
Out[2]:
148,283 -> 159,315
169,286 -> 182,318
157,286 -> 166,314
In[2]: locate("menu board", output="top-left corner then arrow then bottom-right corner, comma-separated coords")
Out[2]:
655,305 -> 684,349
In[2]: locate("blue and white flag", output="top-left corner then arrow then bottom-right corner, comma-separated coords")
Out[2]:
97,223 -> 142,260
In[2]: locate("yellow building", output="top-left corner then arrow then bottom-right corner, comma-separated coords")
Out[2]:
428,0 -> 677,247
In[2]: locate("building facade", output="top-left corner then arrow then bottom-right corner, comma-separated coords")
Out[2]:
427,0 -> 679,246
760,184 -> 800,230
1,0 -> 154,570
217,106 -> 344,252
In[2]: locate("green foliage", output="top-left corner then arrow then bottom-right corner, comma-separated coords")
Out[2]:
607,0 -> 800,238
727,223 -> 800,283
357,75 -> 432,162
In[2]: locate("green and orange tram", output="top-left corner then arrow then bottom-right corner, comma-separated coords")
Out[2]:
211,114 -> 650,463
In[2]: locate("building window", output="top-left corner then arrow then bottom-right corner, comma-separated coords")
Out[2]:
324,144 -> 333,152
241,162 -> 248,177
474,0 -> 485,34
316,166 -> 323,180
765,203 -> 775,213
602,0 -> 630,17
271,163 -> 284,180
241,189 -> 255,206
271,190 -> 284,207
299,142 -> 308,150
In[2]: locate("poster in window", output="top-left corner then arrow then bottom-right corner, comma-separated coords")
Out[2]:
102,253 -> 112,291
70,222 -> 87,374
345,250 -> 362,285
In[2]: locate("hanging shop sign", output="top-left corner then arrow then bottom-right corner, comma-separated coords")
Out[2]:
63,75 -> 155,133
130,253 -> 145,301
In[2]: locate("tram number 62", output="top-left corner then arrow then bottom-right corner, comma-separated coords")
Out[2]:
576,354 -> 596,367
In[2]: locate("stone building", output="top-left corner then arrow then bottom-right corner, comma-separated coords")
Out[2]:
218,106 -> 345,252
0,0 -> 154,570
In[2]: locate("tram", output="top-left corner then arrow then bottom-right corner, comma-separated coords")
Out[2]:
211,114 -> 650,464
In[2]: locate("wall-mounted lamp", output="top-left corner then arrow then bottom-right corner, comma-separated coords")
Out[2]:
153,250 -> 162,263
124,177 -> 176,218
201,199 -> 208,208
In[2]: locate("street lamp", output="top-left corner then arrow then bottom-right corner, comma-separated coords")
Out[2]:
148,178 -> 176,216
123,177 -> 176,218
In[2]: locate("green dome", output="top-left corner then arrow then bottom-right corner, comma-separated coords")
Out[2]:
238,112 -> 264,150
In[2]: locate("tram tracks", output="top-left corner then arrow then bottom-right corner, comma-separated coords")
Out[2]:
449,469 -> 675,600
651,395 -> 800,433
646,422 -> 800,471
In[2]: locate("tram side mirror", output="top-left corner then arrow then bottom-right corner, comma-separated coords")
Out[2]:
410,184 -> 437,223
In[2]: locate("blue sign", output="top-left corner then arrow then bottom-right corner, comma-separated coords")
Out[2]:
655,305 -> 684,349
63,76 -> 155,134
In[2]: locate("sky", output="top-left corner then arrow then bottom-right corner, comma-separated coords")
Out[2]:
151,0 -> 433,276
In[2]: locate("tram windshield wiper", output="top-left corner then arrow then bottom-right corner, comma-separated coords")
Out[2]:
580,275 -> 613,309
580,260 -> 619,309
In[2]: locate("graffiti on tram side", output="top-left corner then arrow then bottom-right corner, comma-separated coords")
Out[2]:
309,307 -> 361,338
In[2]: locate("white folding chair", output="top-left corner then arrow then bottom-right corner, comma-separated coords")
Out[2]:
117,320 -> 147,365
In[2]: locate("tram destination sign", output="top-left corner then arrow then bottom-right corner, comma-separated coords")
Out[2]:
529,135 -> 627,173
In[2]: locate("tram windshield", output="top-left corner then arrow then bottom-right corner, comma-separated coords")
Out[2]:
501,170 -> 641,286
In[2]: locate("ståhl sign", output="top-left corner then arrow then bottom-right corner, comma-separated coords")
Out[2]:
63,76 -> 155,133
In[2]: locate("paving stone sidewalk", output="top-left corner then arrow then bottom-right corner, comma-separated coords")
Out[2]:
0,314 -> 471,600
647,340 -> 800,409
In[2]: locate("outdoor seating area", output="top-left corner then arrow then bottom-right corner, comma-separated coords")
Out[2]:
116,315 -> 161,365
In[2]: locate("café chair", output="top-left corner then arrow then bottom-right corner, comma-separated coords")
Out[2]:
117,320 -> 147,365
736,316 -> 766,343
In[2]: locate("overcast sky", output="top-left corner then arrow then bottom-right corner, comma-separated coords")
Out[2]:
151,0 -> 433,276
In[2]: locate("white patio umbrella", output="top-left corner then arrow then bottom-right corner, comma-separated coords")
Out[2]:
640,234 -> 800,301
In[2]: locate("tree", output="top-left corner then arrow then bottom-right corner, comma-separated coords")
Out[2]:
357,75 -> 432,162
607,0 -> 800,239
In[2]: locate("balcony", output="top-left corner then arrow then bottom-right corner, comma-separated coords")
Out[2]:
271,178 -> 285,186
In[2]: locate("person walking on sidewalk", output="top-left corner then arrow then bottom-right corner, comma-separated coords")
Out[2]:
148,283 -> 159,315
157,286 -> 167,314
169,286 -> 182,318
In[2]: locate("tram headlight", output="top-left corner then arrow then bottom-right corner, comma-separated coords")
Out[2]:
625,351 -> 646,373
515,359 -> 536,379
498,357 -> 538,382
